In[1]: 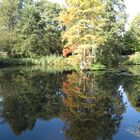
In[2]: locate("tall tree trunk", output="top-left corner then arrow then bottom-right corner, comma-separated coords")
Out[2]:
92,47 -> 94,64
83,48 -> 86,69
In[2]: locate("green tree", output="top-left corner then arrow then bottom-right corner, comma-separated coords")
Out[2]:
12,2 -> 49,57
124,14 -> 140,53
12,0 -> 62,57
0,0 -> 20,53
42,0 -> 62,54
96,0 -> 127,65
0,0 -> 20,31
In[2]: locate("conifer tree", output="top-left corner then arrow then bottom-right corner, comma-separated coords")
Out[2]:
60,0 -> 107,69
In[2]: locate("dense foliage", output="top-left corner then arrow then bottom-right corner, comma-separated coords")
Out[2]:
0,0 -> 62,57
0,0 -> 140,68
124,14 -> 140,54
59,0 -> 127,67
60,0 -> 107,68
96,0 -> 127,65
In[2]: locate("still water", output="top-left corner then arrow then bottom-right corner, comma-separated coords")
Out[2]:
0,66 -> 140,140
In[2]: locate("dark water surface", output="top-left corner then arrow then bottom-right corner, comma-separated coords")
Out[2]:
0,66 -> 140,140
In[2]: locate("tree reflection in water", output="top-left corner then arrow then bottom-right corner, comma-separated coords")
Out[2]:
62,72 -> 125,140
0,69 -> 125,139
0,70 -> 66,135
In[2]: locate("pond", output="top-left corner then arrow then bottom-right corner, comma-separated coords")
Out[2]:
0,66 -> 140,140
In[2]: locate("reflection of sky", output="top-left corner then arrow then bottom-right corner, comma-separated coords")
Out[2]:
114,85 -> 140,140
0,118 -> 68,140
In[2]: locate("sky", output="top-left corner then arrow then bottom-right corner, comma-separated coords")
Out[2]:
124,0 -> 140,23
51,0 -> 140,23
50,0 -> 65,5
0,0 -> 139,24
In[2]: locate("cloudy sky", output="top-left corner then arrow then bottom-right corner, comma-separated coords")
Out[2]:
51,0 -> 140,23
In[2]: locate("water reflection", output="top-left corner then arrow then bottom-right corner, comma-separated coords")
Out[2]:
127,120 -> 140,138
62,72 -> 125,140
120,66 -> 140,112
0,70 -> 66,135
0,68 -> 133,140
125,77 -> 140,112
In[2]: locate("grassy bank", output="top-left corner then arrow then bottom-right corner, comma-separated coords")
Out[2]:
123,52 -> 140,65
0,55 -> 77,72
0,55 -> 65,66
0,55 -> 106,71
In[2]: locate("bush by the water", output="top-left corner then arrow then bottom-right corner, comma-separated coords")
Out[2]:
0,55 -> 69,67
124,52 -> 140,65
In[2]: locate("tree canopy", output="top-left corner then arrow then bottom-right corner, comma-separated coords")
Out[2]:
0,0 -> 62,57
1,0 -> 140,68
124,14 -> 140,53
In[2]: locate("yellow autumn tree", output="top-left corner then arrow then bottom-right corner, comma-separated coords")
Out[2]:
60,0 -> 107,69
